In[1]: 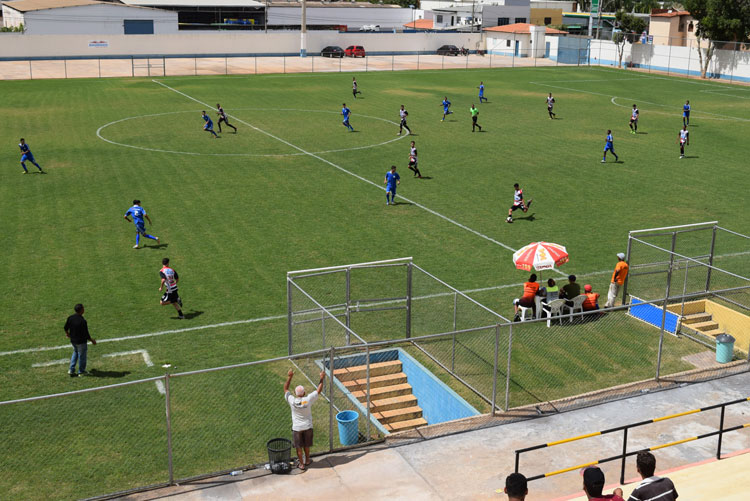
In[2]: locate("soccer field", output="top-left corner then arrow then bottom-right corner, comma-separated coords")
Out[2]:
2,66 -> 749,498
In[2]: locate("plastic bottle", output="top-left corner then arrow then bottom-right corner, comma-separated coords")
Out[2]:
230,470 -> 243,476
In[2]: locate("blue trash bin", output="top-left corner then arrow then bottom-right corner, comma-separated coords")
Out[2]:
716,334 -> 735,364
336,410 -> 359,446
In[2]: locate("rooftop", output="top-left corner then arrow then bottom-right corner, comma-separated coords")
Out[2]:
651,9 -> 691,18
485,22 -> 567,34
2,0 -> 104,12
403,19 -> 433,30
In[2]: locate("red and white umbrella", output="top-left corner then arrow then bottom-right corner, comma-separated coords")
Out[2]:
512,241 -> 569,272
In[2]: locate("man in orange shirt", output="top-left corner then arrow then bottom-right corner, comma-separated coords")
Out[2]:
514,274 -> 541,318
604,253 -> 629,308
582,284 -> 600,311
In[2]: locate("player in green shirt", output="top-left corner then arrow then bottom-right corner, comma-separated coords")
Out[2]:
470,104 -> 482,132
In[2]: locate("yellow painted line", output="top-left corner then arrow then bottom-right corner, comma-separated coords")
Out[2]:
650,436 -> 697,451
548,431 -> 602,447
545,460 -> 599,477
653,409 -> 701,422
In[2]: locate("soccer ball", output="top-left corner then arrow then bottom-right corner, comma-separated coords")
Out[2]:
506,216 -> 513,223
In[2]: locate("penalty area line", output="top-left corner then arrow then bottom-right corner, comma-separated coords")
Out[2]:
150,79 -> 524,257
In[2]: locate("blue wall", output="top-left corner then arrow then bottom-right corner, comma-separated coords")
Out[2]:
629,298 -> 678,333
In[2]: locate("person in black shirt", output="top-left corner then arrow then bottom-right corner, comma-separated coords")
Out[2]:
64,304 -> 96,377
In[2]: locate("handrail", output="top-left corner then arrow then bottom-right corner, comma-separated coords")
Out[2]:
515,396 -> 750,484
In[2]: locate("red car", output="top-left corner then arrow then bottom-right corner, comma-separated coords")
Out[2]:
345,45 -> 366,57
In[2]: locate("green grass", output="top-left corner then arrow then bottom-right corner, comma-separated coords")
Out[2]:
1,66 -> 749,499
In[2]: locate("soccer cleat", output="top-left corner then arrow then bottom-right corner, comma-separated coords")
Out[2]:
178,315 -> 185,319
133,245 -> 140,249
22,171 -> 28,174
601,159 -> 606,163
79,371 -> 91,376
680,155 -> 684,159
156,237 -> 160,244
526,199 -> 533,209
68,370 -> 74,375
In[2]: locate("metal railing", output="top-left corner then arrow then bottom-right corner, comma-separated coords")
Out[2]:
515,396 -> 750,485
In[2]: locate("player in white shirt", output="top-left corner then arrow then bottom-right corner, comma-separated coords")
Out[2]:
284,369 -> 325,470
407,140 -> 422,178
507,183 -> 533,223
678,125 -> 689,158
629,104 -> 639,134
398,105 -> 411,135
546,93 -> 556,119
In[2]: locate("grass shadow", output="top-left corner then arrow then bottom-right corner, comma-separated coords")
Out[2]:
145,243 -> 169,250
182,310 -> 204,320
89,368 -> 131,378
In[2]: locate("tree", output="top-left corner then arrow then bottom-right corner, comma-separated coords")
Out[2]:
682,0 -> 750,78
613,10 -> 647,67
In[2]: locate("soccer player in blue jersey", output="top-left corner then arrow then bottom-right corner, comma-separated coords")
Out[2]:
341,103 -> 354,131
124,200 -> 160,249
602,130 -> 619,163
18,138 -> 43,174
478,82 -> 488,103
441,97 -> 452,121
682,100 -> 690,126
201,111 -> 218,138
385,165 -> 400,205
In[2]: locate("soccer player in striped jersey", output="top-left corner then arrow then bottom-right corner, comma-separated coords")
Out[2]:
398,105 -> 411,135
678,125 -> 690,158
407,141 -> 422,178
159,258 -> 184,319
629,104 -> 639,134
546,93 -> 556,119
602,130 -> 618,163
201,111 -> 218,138
216,103 -> 236,134
506,183 -> 532,223
352,77 -> 360,99
18,138 -> 43,174
341,103 -> 354,131
124,200 -> 159,249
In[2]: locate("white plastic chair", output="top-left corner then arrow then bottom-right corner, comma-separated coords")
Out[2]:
541,299 -> 566,327
564,295 -> 587,322
517,305 -> 534,322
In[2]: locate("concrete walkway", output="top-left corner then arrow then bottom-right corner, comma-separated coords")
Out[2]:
122,370 -> 750,501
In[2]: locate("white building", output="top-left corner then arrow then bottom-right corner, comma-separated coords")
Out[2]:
1,0 -> 178,35
485,22 -> 566,57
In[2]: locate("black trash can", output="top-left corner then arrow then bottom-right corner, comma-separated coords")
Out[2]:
266,438 -> 292,474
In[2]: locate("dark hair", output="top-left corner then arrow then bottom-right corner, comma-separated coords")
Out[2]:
583,467 -> 605,497
548,278 -> 556,286
514,183 -> 519,188
391,165 -> 397,170
20,138 -> 25,142
529,274 -> 537,282
568,274 -> 577,282
133,199 -> 140,205
636,451 -> 656,477
74,304 -> 84,313
607,129 -> 612,134
505,473 -> 527,497
202,110 -> 206,113
162,258 -> 170,265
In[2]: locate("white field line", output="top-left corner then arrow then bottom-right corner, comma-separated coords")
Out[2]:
96,108 -> 408,157
151,79 -> 525,258
32,358 -> 69,367
529,81 -> 750,122
103,349 -> 165,394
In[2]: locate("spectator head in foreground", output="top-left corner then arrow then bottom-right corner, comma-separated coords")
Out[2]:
636,451 -> 656,477
504,472 -> 528,500
584,284 -> 593,293
582,467 -> 624,500
569,274 -> 577,283
630,451 -> 678,501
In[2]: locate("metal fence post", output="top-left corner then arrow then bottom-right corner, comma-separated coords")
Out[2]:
656,232 -> 677,380
366,55 -> 368,72
163,56 -> 166,77
491,325 -> 500,416
466,53 -> 469,69
329,346 -> 335,452
716,404 -> 725,459
622,235 -> 633,303
194,57 -> 197,76
406,262 -> 412,338
730,43 -> 737,83
687,39 -> 692,77
225,56 -> 228,75
64,59 -> 68,78
255,56 -> 257,74
98,59 -> 101,78
339,56 -> 342,72
321,309 -> 326,348
706,225 -> 717,291
667,42 -> 672,75
283,55 -> 286,74
417,52 -> 420,70
451,291 -> 457,371
442,54 -> 445,70
311,55 -> 314,73
619,427 -> 628,484
164,373 -> 174,485
512,34 -> 515,68
131,56 -> 134,78
366,344 -> 371,442
345,267 -> 351,331
505,324 -> 513,411
392,54 -> 395,71
287,278 -> 294,356
29,60 -> 33,80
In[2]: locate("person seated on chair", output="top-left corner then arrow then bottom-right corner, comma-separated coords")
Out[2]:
582,284 -> 600,311
541,278 -> 559,305
513,274 -> 541,319
559,275 -> 581,306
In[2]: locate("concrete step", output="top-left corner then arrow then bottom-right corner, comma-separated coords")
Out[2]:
682,313 -> 713,325
333,360 -> 402,382
342,372 -> 408,392
369,394 -> 419,413
374,405 -> 423,425
385,417 -> 428,433
351,383 -> 412,402
702,329 -> 726,338
690,320 -> 719,332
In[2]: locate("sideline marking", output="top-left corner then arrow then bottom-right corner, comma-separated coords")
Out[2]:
96,108 -> 409,157
32,358 -> 69,367
102,350 -> 165,394
529,81 -> 750,122
151,79 -> 525,258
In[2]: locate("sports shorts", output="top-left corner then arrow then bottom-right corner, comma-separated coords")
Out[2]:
510,203 -> 526,212
161,290 -> 180,304
293,428 -> 313,448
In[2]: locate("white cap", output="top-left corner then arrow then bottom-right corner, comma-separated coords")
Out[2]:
617,252 -> 626,260
295,385 -> 305,397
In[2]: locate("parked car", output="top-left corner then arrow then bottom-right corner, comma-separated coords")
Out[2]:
321,46 -> 345,58
437,45 -> 460,56
359,24 -> 380,32
345,45 -> 366,57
